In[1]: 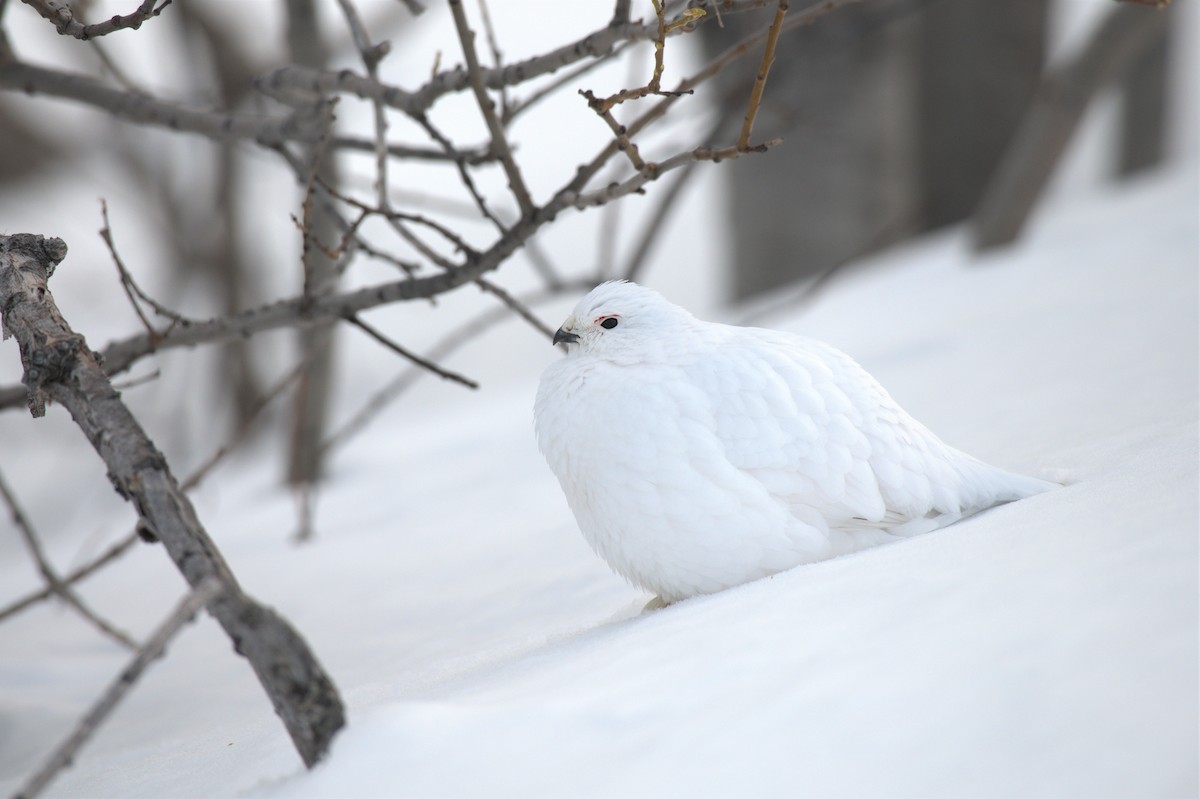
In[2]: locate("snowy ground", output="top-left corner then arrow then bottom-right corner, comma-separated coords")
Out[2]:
0,158 -> 1195,798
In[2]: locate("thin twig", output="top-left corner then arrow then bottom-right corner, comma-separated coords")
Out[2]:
323,283 -> 586,455
333,0 -> 393,214
99,199 -> 186,336
569,137 -> 781,208
330,136 -> 494,164
1,356 -> 307,625
474,277 -> 556,339
581,89 -> 647,171
585,0 -> 703,112
13,577 -> 222,799
0,532 -> 139,624
475,0 -> 510,120
345,314 -> 480,389
505,42 -> 632,125
621,158 -> 702,281
180,359 -> 310,492
737,0 -> 788,150
0,468 -> 138,649
448,0 -> 535,218
413,112 -> 508,233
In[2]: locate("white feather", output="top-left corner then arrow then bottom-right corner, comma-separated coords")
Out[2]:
535,281 -> 1056,602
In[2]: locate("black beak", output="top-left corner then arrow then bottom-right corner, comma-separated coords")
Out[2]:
553,326 -> 580,346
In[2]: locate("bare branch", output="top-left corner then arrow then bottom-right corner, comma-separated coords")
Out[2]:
621,158 -> 703,281
474,277 -> 557,339
737,0 -> 788,150
568,137 -> 782,209
0,234 -> 345,767
0,0 -> 862,414
412,112 -> 508,232
346,314 -> 480,389
407,2 -> 769,113
0,467 -> 138,649
330,136 -> 494,164
323,283 -> 588,455
20,0 -> 172,40
449,0 -> 535,218
0,59 -> 319,143
1,357 -> 308,625
334,0 -> 393,213
0,532 -> 139,624
581,89 -> 648,172
180,359 -> 310,492
13,577 -> 222,799
99,200 -> 185,340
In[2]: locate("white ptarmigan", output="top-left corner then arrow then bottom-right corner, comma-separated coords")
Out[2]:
534,281 -> 1055,604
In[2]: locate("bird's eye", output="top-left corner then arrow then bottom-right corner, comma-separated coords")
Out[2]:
600,317 -> 618,330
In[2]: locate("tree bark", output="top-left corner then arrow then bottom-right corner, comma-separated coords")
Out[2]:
0,233 -> 345,767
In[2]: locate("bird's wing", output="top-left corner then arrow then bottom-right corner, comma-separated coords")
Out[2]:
682,328 -> 960,528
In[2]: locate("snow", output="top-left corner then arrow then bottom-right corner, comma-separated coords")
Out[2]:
1,160 -> 1195,798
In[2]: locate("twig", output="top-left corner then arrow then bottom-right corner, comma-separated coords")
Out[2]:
413,112 -> 508,232
110,368 -> 160,392
346,314 -> 479,388
405,2 -> 770,114
333,0 -> 393,213
581,89 -> 648,171
180,359 -> 310,492
319,179 -> 477,258
99,199 -> 186,335
737,0 -> 787,150
323,283 -> 585,454
21,0 -> 173,40
504,43 -> 631,125
621,157 -> 702,281
474,277 -> 557,339
0,468 -> 138,649
569,137 -> 781,208
13,577 -> 222,799
330,136 -> 494,164
584,0 -> 703,112
1,356 -> 306,625
0,234 -> 345,767
448,0 -> 535,218
475,0 -> 510,119
0,531 -> 139,624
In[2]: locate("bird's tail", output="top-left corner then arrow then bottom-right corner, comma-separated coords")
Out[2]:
967,459 -> 1059,506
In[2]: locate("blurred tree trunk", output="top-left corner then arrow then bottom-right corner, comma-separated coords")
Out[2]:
701,0 -> 1048,301
913,0 -> 1048,229
284,0 -> 340,494
1116,16 -> 1170,177
701,3 -> 920,301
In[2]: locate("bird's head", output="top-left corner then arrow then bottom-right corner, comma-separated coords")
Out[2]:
552,280 -> 695,362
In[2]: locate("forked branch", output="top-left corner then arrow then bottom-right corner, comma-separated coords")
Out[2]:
0,234 -> 345,769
